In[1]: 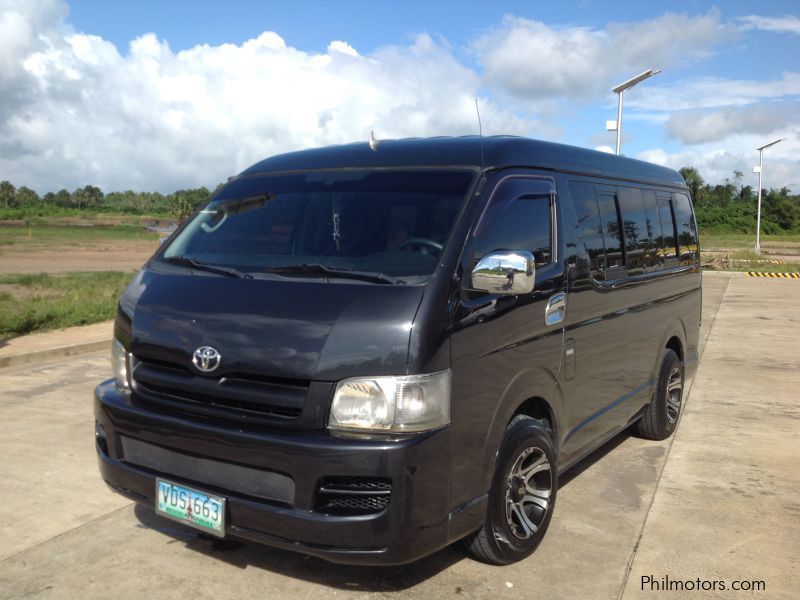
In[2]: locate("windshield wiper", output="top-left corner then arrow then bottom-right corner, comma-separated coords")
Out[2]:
162,256 -> 251,279
266,264 -> 400,285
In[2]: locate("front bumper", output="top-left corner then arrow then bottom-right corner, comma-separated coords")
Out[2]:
94,380 -> 477,565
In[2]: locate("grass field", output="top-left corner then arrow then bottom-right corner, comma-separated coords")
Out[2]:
701,232 -> 800,250
0,213 -> 169,249
0,223 -> 159,248
0,272 -> 133,337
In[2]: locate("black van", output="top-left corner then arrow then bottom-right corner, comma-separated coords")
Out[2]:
95,136 -> 700,565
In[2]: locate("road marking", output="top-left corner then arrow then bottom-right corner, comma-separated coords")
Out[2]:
746,271 -> 800,278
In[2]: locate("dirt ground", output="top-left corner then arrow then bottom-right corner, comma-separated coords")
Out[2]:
0,240 -> 158,274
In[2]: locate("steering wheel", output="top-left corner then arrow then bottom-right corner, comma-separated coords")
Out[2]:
399,238 -> 443,257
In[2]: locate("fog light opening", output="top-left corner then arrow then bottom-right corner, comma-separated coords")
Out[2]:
95,421 -> 109,456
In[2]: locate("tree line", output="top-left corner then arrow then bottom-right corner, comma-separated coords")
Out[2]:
679,167 -> 800,235
2,168 -> 799,234
0,181 -> 221,219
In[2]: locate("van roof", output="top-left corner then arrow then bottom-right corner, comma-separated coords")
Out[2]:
242,135 -> 687,188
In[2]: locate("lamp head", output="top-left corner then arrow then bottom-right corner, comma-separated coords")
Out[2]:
612,69 -> 661,93
756,138 -> 785,151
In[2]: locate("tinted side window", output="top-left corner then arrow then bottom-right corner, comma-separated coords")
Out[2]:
568,180 -> 606,275
656,192 -> 679,266
617,187 -> 661,275
473,178 -> 553,267
672,192 -> 699,264
596,191 -> 625,274
641,189 -> 663,272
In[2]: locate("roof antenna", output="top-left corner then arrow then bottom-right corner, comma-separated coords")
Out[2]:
474,98 -> 485,170
368,130 -> 380,151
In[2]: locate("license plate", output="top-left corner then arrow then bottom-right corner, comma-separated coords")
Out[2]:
155,478 -> 225,537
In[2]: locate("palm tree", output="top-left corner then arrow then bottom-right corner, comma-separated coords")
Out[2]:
734,170 -> 744,197
679,167 -> 705,206
0,180 -> 15,209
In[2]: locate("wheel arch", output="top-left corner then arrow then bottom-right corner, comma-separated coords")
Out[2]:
653,317 -> 687,380
512,397 -> 558,439
478,367 -> 562,495
665,335 -> 683,362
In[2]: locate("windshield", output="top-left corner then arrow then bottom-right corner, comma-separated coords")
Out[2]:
161,169 -> 474,284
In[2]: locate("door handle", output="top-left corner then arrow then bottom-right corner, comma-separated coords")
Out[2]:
545,292 -> 566,326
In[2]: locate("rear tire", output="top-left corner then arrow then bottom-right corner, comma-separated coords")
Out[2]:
464,415 -> 557,565
637,349 -> 684,440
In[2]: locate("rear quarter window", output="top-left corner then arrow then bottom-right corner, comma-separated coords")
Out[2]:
672,192 -> 699,264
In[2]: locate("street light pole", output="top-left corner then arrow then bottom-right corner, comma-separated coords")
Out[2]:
607,69 -> 661,155
615,90 -> 624,158
754,137 -> 785,253
755,150 -> 764,253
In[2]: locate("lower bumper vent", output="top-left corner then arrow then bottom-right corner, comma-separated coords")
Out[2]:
315,477 -> 391,516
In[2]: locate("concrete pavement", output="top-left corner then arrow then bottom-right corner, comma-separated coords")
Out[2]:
620,273 -> 800,598
0,273 -> 796,599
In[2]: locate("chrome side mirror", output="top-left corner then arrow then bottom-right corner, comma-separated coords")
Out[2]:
470,250 -> 535,295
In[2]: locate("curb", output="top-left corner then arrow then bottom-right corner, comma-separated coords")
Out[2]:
746,271 -> 800,279
0,339 -> 110,370
736,259 -> 784,264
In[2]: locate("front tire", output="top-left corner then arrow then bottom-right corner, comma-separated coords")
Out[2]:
637,349 -> 684,440
464,415 -> 557,565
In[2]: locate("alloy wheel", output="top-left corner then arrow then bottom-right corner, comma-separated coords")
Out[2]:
504,446 -> 552,540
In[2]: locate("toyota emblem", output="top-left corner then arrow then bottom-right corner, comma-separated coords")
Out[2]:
192,346 -> 221,373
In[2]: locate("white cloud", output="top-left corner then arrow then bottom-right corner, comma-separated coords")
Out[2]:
474,11 -> 733,101
0,1 -> 534,193
327,40 -> 358,57
1,2 -> 798,194
624,72 -> 800,112
0,0 -> 66,82
626,70 -> 800,186
739,14 -> 800,36
665,103 -> 799,144
638,132 -> 800,192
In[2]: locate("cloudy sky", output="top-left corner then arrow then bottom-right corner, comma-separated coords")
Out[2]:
1,0 -> 798,194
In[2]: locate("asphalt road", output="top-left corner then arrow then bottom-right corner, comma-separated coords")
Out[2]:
1,272 -> 797,599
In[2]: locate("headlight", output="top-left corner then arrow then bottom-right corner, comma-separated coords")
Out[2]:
329,370 -> 451,433
111,338 -> 130,389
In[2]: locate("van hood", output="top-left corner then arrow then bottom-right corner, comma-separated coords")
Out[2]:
126,268 -> 424,381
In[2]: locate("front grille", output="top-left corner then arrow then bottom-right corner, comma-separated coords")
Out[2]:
131,357 -> 307,426
315,477 -> 392,516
